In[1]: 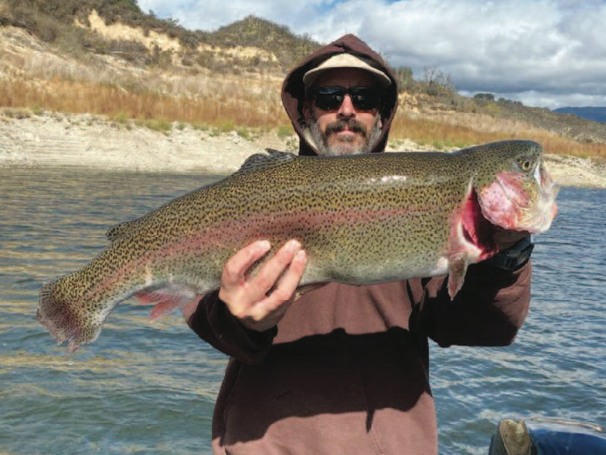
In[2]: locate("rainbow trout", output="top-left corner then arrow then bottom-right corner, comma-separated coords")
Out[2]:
38,140 -> 558,351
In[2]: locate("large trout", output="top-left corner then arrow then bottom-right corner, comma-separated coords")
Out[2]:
38,140 -> 558,351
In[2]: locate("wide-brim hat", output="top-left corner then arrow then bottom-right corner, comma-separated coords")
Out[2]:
303,53 -> 392,88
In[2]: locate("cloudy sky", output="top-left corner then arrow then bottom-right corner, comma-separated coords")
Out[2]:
137,0 -> 606,109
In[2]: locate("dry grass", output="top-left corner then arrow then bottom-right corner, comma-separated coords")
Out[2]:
0,31 -> 291,129
391,110 -> 606,159
2,0 -> 604,161
3,74 -> 605,160
0,56 -> 290,129
1,35 -> 604,160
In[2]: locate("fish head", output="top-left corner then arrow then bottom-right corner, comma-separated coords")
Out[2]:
473,141 -> 559,234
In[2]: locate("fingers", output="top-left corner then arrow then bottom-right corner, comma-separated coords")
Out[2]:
245,250 -> 307,325
221,240 -> 271,289
219,240 -> 307,332
249,240 -> 304,301
271,250 -> 307,302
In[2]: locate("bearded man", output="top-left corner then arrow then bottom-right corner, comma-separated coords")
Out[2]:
185,34 -> 533,455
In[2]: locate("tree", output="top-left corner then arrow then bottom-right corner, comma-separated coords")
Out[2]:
474,93 -> 495,102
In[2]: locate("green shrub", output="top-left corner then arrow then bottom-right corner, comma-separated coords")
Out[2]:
145,117 -> 172,135
237,127 -> 252,140
277,124 -> 293,139
30,103 -> 44,115
111,111 -> 130,125
474,93 -> 495,102
217,119 -> 235,133
192,122 -> 210,132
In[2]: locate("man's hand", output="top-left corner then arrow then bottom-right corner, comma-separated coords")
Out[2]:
219,239 -> 307,332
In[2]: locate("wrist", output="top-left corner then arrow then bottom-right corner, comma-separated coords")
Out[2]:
484,236 -> 534,272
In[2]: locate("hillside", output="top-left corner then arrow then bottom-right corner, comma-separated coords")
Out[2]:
553,107 -> 606,124
495,102 -> 606,144
0,0 -> 320,74
1,0 -> 606,164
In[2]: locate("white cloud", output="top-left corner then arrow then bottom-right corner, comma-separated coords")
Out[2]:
138,0 -> 327,31
137,0 -> 606,108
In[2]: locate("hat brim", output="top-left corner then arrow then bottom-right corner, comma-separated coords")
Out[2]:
303,53 -> 392,88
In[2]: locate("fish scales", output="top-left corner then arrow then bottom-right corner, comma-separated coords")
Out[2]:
37,141 -> 559,351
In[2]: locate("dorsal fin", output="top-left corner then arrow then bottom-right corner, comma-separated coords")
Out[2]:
236,149 -> 295,174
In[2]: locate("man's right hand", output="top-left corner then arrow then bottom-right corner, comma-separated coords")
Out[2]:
219,239 -> 307,332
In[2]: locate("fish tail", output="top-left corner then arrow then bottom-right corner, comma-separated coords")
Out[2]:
37,279 -> 90,352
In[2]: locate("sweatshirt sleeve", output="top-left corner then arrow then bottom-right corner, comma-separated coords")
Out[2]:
186,291 -> 277,364
414,260 -> 532,347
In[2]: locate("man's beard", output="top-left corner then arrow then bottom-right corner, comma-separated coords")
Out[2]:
310,115 -> 382,156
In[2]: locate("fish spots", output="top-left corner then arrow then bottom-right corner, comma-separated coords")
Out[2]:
37,140 -> 558,350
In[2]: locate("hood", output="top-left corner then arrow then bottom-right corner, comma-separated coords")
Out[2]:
282,34 -> 399,156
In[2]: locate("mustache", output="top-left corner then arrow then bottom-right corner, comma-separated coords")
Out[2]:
325,119 -> 367,136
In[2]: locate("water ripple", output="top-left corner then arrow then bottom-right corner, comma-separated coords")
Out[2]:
1,171 -> 604,455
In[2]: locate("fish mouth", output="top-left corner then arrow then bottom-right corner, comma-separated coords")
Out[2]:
475,168 -> 559,235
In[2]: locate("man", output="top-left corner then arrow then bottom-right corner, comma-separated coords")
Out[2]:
185,34 -> 533,454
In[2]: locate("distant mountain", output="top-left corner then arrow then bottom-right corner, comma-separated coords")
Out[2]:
553,107 -> 606,124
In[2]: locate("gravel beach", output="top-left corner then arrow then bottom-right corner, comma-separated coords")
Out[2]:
1,113 -> 605,188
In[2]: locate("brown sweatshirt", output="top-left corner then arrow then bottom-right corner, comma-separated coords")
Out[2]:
187,34 -> 532,455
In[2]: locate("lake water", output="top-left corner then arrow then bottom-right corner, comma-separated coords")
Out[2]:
1,167 -> 604,454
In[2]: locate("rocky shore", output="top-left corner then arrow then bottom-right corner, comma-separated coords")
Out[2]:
1,113 -> 605,188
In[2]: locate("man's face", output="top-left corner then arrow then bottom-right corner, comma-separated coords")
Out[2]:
304,68 -> 383,156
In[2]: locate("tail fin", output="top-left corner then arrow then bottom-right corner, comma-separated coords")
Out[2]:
37,280 -> 94,353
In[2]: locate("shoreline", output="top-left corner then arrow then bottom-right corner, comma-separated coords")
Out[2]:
1,113 -> 606,188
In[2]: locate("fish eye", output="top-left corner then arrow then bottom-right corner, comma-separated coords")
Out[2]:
519,159 -> 533,171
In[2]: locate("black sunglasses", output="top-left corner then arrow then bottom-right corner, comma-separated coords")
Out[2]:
307,86 -> 383,112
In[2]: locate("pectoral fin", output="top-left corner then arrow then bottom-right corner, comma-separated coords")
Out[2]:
447,254 -> 469,300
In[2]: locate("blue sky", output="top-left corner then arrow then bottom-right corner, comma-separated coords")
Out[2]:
137,0 -> 606,109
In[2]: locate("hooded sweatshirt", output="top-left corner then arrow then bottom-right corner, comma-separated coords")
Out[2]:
187,34 -> 532,455
281,34 -> 400,157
